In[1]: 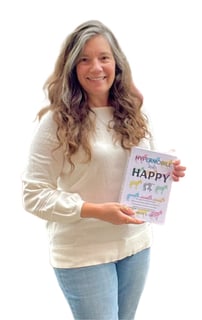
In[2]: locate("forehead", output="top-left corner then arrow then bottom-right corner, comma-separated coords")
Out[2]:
81,35 -> 113,54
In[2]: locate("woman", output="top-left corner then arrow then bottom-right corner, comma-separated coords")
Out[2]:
22,20 -> 186,320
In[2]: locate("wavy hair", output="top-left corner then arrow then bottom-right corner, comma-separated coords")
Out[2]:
38,20 -> 150,168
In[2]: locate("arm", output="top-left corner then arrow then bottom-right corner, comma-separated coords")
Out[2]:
22,112 -> 84,223
81,202 -> 144,225
22,112 -> 142,225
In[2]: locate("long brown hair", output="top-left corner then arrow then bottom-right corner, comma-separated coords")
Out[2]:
38,20 -> 150,168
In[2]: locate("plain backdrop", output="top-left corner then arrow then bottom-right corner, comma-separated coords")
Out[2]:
0,0 -> 201,319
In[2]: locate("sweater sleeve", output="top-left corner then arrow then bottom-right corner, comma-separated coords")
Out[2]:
22,112 -> 84,223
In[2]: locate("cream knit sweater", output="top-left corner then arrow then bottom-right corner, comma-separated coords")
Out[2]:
22,107 -> 154,268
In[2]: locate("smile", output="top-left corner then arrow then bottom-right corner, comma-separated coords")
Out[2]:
87,76 -> 106,80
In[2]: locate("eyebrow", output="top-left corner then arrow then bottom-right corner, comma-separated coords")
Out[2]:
99,51 -> 113,55
80,51 -> 113,56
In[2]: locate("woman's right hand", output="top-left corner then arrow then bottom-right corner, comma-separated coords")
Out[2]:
81,202 -> 144,225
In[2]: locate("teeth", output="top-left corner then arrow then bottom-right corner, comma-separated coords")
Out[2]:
89,77 -> 104,80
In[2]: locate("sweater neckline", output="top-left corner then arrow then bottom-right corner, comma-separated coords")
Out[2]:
90,106 -> 113,114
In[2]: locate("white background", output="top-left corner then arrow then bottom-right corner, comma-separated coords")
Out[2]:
0,0 -> 201,319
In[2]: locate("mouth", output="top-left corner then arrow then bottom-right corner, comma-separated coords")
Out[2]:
87,76 -> 106,81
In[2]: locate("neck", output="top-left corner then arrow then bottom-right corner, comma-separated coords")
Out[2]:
88,95 -> 109,108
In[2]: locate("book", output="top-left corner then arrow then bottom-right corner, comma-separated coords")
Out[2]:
119,147 -> 177,224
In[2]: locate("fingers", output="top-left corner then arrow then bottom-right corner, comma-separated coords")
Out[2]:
172,168 -> 186,178
173,165 -> 186,174
172,159 -> 186,181
172,160 -> 186,170
121,205 -> 134,215
125,217 -> 144,224
120,205 -> 144,224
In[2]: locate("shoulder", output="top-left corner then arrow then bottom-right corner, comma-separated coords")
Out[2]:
38,110 -> 56,128
37,111 -> 57,133
32,110 -> 58,144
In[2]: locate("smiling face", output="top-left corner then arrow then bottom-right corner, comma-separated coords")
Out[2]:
76,35 -> 116,107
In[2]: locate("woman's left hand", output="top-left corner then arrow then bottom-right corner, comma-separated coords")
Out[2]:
172,159 -> 186,182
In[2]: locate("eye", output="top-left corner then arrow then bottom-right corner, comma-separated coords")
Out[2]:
101,56 -> 109,61
77,56 -> 89,64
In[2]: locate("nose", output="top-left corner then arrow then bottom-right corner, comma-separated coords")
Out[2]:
90,59 -> 103,72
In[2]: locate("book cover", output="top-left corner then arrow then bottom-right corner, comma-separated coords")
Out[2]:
119,147 -> 176,224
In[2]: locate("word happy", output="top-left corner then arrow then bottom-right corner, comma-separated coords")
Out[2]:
132,168 -> 170,183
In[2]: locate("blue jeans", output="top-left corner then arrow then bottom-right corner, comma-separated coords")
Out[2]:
54,248 -> 150,320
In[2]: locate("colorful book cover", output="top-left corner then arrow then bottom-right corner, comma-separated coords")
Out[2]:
119,147 -> 176,224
